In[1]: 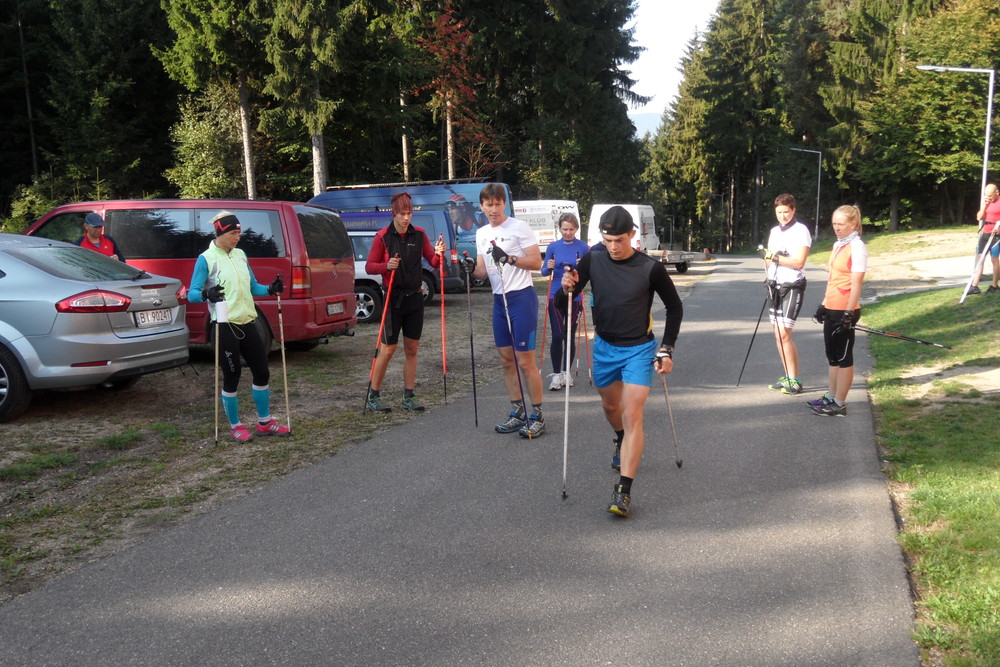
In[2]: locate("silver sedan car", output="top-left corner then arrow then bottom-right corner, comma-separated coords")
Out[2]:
0,234 -> 189,422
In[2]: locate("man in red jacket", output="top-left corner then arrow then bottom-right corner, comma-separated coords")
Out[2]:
73,212 -> 125,262
365,192 -> 445,413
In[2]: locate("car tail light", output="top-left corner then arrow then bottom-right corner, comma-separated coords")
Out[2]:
55,290 -> 131,313
291,266 -> 310,299
177,285 -> 188,305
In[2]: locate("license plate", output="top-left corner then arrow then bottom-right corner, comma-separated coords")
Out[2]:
134,308 -> 171,328
327,302 -> 344,316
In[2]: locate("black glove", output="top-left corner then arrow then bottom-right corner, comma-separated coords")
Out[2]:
459,256 -> 476,275
840,310 -> 855,330
813,304 -> 827,324
268,275 -> 284,295
489,243 -> 509,264
203,284 -> 225,303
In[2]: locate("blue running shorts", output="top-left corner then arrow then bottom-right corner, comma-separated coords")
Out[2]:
492,286 -> 538,351
592,335 -> 658,388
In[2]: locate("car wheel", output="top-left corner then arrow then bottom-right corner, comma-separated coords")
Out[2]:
355,285 -> 382,324
674,262 -> 689,273
0,346 -> 32,423
421,273 -> 435,305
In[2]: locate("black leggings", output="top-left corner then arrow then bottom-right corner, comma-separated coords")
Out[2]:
217,319 -> 270,393
548,299 -> 583,374
823,309 -> 860,368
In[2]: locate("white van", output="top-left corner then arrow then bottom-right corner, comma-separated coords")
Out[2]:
512,199 -> 581,252
586,204 -> 659,251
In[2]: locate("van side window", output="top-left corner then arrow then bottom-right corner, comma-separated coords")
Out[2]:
31,213 -> 87,244
106,209 -> 196,259
195,209 -> 284,258
295,206 -> 352,260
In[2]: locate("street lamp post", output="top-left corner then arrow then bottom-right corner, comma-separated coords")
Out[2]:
916,64 -> 996,198
789,148 -> 822,238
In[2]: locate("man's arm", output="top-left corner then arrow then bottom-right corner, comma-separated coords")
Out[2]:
365,231 -> 390,276
650,263 -> 683,349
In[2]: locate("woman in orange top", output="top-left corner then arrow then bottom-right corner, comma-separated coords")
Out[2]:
809,205 -> 867,416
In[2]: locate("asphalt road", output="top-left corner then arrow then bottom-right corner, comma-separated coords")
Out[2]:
0,256 -> 918,666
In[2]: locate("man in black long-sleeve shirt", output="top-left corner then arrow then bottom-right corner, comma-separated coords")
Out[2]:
561,206 -> 683,518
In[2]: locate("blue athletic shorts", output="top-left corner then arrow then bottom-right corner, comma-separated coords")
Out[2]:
592,335 -> 658,388
493,286 -> 538,351
977,231 -> 1000,258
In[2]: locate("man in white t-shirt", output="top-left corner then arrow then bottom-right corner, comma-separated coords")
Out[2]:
464,183 -> 546,438
762,193 -> 812,394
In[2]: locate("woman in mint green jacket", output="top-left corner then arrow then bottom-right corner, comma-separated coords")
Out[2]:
189,211 -> 289,442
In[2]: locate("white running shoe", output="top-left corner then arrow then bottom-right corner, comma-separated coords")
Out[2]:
565,371 -> 574,388
548,373 -> 564,391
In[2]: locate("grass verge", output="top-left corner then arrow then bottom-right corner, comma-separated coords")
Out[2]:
865,287 -> 1000,666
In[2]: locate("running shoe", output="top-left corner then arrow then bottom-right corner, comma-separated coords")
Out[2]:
255,419 -> 290,436
401,396 -> 425,412
548,373 -> 564,391
806,392 -> 834,411
518,414 -> 545,439
812,401 -> 847,417
495,407 -> 527,433
988,285 -> 999,294
968,285 -> 982,295
565,371 -> 575,388
231,424 -> 253,442
607,484 -> 631,517
366,394 -> 391,413
611,441 -> 621,473
770,376 -> 802,394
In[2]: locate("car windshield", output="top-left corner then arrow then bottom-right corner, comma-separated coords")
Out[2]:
10,246 -> 146,281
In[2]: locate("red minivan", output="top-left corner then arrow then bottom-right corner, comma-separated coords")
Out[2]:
26,200 -> 356,349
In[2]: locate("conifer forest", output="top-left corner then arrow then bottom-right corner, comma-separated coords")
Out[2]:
1,0 -> 997,249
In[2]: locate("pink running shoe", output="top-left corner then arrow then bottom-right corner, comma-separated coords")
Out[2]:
231,424 -> 253,442
255,419 -> 290,436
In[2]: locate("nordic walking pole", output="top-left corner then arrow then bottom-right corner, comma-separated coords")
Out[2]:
959,226 -> 998,304
275,274 -> 291,431
214,318 -> 220,446
462,252 -> 479,427
736,296 -> 769,387
539,269 -> 552,371
853,324 -> 952,349
561,277 -> 572,500
213,297 -> 229,446
364,258 -> 397,414
580,298 -> 592,385
437,235 -> 448,402
490,241 -> 529,425
658,369 -> 683,468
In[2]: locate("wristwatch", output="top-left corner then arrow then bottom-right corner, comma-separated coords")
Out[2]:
509,255 -> 517,266
656,346 -> 674,360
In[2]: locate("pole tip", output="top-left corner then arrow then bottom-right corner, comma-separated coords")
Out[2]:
562,490 -> 568,500
676,460 -> 683,468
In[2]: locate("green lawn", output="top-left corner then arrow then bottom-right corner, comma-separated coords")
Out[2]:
856,245 -> 1000,665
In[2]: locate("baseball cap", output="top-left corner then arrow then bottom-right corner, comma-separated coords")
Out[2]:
84,212 -> 105,227
598,206 -> 634,236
